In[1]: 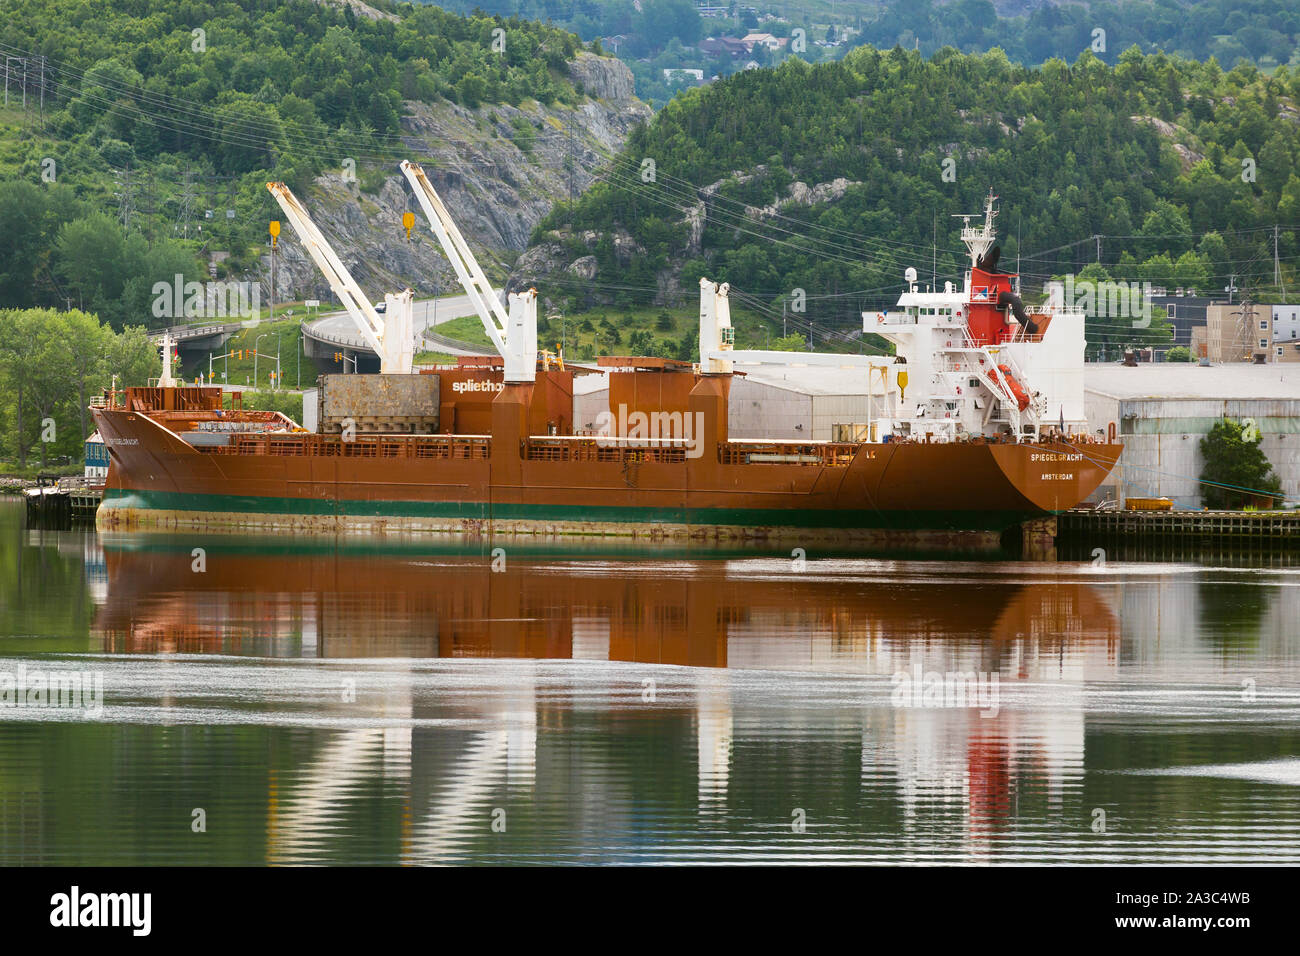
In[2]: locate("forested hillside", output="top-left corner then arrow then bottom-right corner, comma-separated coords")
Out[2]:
427,0 -> 1300,104
859,0 -> 1298,68
516,46 -> 1300,352
1,0 -> 646,469
0,0 -> 608,326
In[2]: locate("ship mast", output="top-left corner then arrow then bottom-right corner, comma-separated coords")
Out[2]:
958,190 -> 999,268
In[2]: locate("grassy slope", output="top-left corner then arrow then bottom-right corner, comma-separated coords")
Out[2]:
177,315 -> 329,388
432,302 -> 857,357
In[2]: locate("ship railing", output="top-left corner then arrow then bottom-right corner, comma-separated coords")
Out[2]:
524,436 -> 690,464
521,437 -> 860,466
198,433 -> 491,461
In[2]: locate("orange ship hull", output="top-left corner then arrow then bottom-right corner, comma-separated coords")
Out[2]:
90,379 -> 1119,546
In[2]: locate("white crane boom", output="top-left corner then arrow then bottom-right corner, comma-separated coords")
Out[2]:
400,160 -> 537,383
265,181 -> 414,374
697,278 -> 888,371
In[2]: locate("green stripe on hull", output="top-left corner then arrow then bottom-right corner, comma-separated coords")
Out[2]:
101,487 -> 1039,533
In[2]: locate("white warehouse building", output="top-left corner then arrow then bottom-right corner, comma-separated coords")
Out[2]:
1084,364 -> 1300,509
727,366 -> 893,440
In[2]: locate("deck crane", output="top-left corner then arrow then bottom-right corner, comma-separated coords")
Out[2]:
698,277 -> 892,372
265,181 -> 415,374
399,160 -> 537,383
697,277 -> 900,436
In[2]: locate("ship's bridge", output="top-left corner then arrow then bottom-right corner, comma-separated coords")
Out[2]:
872,288 -> 967,330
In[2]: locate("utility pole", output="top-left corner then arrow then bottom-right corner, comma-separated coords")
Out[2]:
1095,234 -> 1102,263
176,167 -> 195,239
116,166 -> 133,231
255,332 -> 267,385
36,55 -> 45,128
1275,224 -> 1282,292
3,56 -> 15,106
269,234 -> 275,324
566,124 -> 575,229
267,218 -> 279,328
1231,297 -> 1256,363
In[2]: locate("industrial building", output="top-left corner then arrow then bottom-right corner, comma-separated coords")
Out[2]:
1193,302 -> 1300,364
1084,364 -> 1300,508
1274,303 -> 1300,346
1202,302 -> 1271,363
1151,294 -> 1210,346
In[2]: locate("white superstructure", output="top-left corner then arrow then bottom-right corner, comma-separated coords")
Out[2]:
697,192 -> 1091,444
866,193 -> 1089,442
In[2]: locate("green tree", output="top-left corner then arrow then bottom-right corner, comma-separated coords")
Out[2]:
1138,200 -> 1192,259
770,332 -> 807,351
1199,417 -> 1284,509
110,326 -> 163,387
64,310 -> 114,442
0,310 -> 40,466
1172,251 -> 1211,293
1197,230 -> 1229,268
0,182 -> 63,308
54,213 -> 132,325
627,329 -> 654,353
22,310 -> 76,468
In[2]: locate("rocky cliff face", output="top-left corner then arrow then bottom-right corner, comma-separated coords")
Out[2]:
261,54 -> 651,305
510,170 -> 863,309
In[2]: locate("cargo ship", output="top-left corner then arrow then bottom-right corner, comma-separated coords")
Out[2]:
90,178 -> 1119,549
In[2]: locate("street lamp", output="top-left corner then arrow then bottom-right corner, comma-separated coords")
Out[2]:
548,310 -> 565,356
255,332 -> 267,386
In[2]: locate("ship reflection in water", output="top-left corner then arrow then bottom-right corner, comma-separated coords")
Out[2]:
4,519 -> 1299,865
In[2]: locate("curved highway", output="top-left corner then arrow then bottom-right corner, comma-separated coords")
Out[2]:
303,292 -> 499,357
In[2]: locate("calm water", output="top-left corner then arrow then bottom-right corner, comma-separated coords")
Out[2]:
2,498 -> 1299,865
